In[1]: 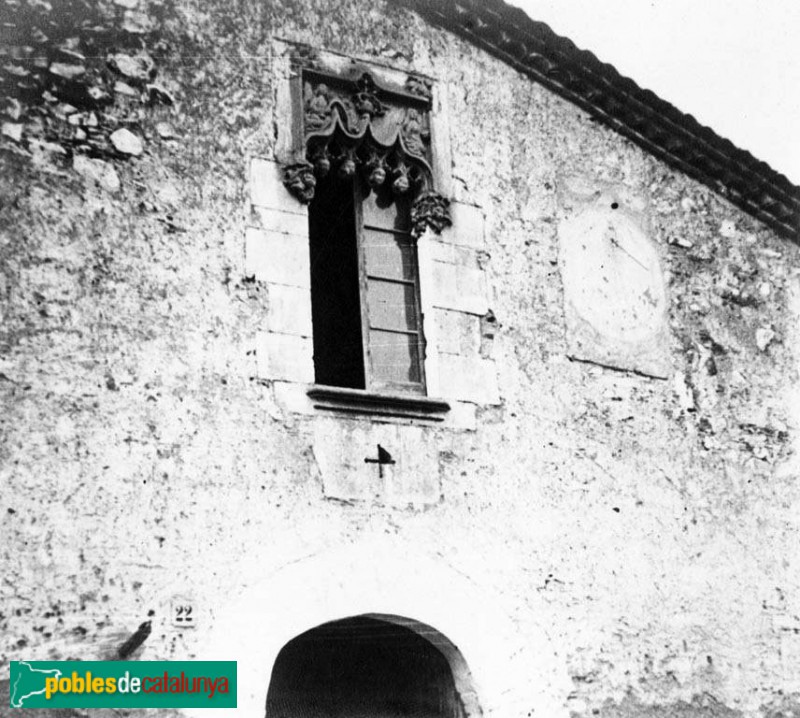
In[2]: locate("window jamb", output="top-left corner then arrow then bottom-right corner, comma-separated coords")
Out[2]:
354,184 -> 374,392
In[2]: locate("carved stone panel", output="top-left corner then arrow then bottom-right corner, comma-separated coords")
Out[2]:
312,417 -> 441,506
301,72 -> 433,166
278,47 -> 447,216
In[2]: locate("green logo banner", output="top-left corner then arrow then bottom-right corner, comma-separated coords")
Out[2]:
9,661 -> 237,709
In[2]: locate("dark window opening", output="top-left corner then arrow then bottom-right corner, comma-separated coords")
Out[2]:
309,173 -> 365,390
266,616 -> 464,718
308,174 -> 426,395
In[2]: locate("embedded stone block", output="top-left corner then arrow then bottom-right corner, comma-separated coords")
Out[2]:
244,227 -> 270,282
244,227 -> 310,288
434,308 -> 481,356
312,418 -> 441,506
255,331 -> 314,383
384,426 -> 442,507
431,260 -> 489,316
254,206 -> 308,236
313,418 -> 381,502
429,239 -> 474,265
443,201 -> 486,249
267,283 -> 313,337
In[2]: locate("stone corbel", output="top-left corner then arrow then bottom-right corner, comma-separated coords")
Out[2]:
282,161 -> 316,203
411,190 -> 452,238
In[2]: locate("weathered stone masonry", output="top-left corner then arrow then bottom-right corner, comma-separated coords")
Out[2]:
1,1 -> 799,718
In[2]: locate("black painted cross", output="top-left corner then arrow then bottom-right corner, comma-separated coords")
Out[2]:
364,444 -> 395,478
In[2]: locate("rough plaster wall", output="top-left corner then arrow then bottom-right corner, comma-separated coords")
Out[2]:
1,1 -> 798,718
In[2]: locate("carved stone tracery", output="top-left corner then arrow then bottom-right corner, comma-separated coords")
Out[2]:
352,73 -> 386,120
282,62 -> 451,237
304,83 -> 332,131
401,108 -> 428,157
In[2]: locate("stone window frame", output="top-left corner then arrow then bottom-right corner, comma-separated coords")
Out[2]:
271,40 -> 454,421
248,40 -> 499,429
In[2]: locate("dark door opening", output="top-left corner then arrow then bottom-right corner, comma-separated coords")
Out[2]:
266,616 -> 465,718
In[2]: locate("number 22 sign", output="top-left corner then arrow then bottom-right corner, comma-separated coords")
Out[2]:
171,597 -> 196,628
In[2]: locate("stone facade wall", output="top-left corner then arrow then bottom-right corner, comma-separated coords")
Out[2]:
1,1 -> 798,718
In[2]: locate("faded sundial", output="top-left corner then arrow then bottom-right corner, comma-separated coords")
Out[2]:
559,191 -> 671,378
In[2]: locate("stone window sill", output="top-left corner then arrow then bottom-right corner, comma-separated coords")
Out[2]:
306,385 -> 451,422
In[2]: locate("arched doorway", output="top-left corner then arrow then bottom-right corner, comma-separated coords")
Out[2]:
266,615 -> 475,718
189,538 -> 570,718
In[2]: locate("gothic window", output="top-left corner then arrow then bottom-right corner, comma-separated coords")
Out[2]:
281,60 -> 451,396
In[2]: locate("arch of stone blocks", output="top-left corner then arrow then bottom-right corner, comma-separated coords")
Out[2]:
188,537 -> 570,718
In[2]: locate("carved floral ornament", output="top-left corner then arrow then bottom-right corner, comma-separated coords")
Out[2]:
282,67 -> 450,238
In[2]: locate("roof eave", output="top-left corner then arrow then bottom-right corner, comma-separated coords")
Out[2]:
399,0 -> 800,242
